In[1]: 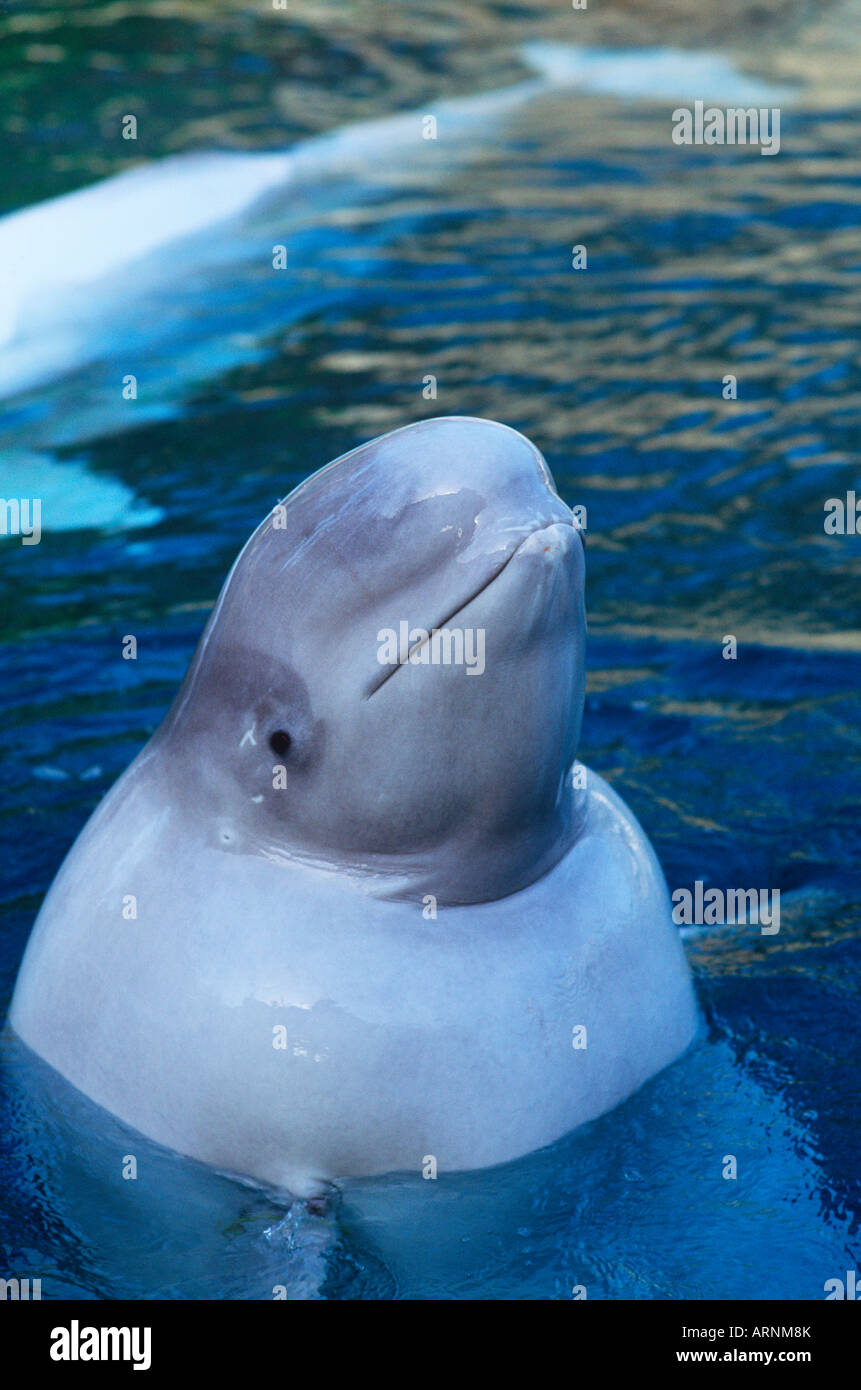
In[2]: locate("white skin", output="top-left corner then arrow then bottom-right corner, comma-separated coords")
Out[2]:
9,418 -> 698,1196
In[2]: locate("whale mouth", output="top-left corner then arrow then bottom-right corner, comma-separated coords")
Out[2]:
364,519 -> 576,700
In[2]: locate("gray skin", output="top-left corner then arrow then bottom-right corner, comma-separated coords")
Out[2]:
9,417 -> 698,1197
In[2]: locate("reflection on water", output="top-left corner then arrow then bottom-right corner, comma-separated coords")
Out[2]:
0,0 -> 859,1297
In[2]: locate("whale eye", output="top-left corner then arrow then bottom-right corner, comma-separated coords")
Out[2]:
269,730 -> 292,758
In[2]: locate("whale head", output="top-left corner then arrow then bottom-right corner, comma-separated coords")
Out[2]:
156,416 -> 586,903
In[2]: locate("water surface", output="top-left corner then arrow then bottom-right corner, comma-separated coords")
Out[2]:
1,0 -> 859,1298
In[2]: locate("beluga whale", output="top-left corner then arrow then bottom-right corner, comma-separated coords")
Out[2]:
9,417 -> 699,1198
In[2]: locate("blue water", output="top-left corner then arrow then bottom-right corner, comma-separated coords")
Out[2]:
1,0 -> 859,1297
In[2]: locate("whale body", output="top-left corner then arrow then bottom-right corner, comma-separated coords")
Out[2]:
9,417 -> 698,1196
